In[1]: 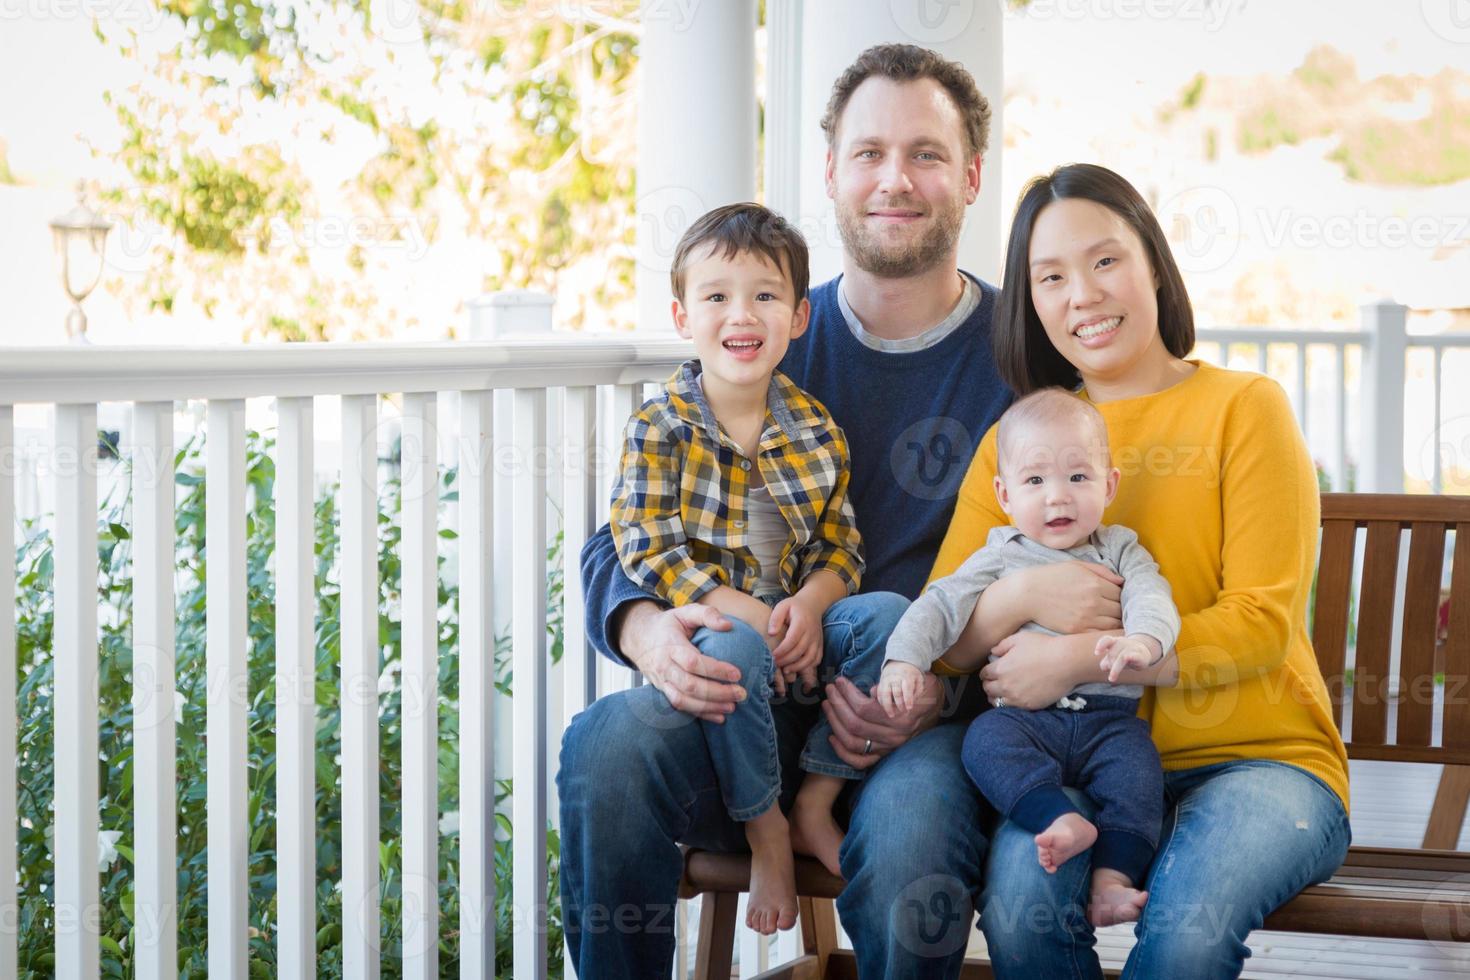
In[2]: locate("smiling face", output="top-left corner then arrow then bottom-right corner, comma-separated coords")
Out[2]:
1027,197 -> 1174,391
826,76 -> 980,278
995,414 -> 1119,550
672,245 -> 810,391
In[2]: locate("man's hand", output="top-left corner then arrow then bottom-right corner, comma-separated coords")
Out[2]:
769,593 -> 824,691
821,673 -> 942,770
620,601 -> 747,722
874,661 -> 924,718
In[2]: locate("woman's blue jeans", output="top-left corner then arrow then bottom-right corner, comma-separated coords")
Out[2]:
558,591 -> 996,979
979,758 -> 1351,980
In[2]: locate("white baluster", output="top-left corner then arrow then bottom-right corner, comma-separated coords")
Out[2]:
401,392 -> 440,978
599,384 -> 639,694
133,402 -> 177,980
563,385 -> 599,721
513,388 -> 549,980
55,403 -> 100,980
0,405 -> 15,978
206,399 -> 248,979
340,394 -> 381,980
458,390 -> 497,980
1335,345 -> 1349,492
276,397 -> 316,980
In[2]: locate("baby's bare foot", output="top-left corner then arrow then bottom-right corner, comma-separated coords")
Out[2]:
1034,812 -> 1098,873
745,811 -> 799,935
790,796 -> 846,879
1089,868 -> 1148,927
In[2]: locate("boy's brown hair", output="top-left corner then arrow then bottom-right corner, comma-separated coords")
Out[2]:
670,203 -> 810,303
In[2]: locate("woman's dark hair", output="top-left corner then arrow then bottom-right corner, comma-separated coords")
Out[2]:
994,164 -> 1196,395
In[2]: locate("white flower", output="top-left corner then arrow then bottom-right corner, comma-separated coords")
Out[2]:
98,831 -> 124,872
439,811 -> 459,836
174,691 -> 187,725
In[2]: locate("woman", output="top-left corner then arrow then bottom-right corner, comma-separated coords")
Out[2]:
930,163 -> 1350,978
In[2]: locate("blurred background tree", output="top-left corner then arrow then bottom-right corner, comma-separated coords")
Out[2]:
96,0 -> 640,340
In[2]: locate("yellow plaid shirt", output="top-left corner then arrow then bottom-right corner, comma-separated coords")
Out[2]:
610,361 -> 864,607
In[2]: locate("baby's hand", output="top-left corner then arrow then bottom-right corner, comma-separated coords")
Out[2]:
876,661 -> 924,718
1094,635 -> 1162,684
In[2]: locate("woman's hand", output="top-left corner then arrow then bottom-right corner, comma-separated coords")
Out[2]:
1017,562 -> 1124,634
981,631 -> 1108,709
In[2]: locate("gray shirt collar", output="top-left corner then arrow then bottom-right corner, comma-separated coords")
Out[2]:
837,273 -> 979,352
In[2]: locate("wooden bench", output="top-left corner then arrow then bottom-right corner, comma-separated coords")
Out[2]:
677,493 -> 1470,978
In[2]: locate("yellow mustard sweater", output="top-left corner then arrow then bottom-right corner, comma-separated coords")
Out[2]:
930,361 -> 1350,809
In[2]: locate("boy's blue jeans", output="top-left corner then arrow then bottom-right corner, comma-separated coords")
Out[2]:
979,759 -> 1351,980
695,591 -> 905,821
558,591 -> 998,979
961,696 -> 1162,885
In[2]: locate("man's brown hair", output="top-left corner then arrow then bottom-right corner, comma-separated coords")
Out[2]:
670,202 -> 810,303
820,44 -> 992,159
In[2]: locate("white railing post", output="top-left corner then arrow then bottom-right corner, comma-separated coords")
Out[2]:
1360,299 -> 1408,493
401,391 -> 440,978
206,399 -> 249,980
340,394 -> 381,980
512,387 -> 550,980
458,390 -> 497,980
133,402 -> 178,980
275,397 -> 316,980
0,406 -> 15,979
55,403 -> 100,980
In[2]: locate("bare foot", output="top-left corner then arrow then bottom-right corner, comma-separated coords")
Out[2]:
789,795 -> 845,879
1034,812 -> 1098,873
744,810 -> 799,935
1089,868 -> 1148,927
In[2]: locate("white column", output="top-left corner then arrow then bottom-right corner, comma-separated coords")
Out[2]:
1361,299 -> 1408,493
636,0 -> 757,331
795,0 -> 1005,284
764,0 -> 804,220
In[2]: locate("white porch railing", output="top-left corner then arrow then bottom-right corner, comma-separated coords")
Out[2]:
3,297 -> 1470,980
0,334 -> 693,980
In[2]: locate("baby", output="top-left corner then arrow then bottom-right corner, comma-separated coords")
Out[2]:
878,387 -> 1180,926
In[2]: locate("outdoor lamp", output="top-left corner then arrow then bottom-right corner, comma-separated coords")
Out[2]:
49,184 -> 113,344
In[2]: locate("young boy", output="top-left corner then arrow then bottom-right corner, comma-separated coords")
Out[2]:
609,203 -> 906,934
877,388 -> 1180,927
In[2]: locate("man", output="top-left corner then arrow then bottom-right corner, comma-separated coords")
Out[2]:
559,44 -> 1013,977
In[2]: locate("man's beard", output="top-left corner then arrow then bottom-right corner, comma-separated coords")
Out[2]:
836,193 -> 965,278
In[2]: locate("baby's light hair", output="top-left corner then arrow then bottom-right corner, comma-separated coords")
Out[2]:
996,388 -> 1111,475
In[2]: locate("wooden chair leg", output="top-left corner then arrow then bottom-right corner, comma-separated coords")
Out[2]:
798,897 -> 838,977
1423,763 -> 1470,849
693,891 -> 739,980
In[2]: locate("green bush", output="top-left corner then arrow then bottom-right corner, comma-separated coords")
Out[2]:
13,430 -> 564,977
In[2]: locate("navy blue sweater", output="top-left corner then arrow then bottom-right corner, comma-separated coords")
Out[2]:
580,272 -> 1012,662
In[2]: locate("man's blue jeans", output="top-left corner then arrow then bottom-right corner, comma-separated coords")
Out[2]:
558,591 -> 994,979
979,759 -> 1351,979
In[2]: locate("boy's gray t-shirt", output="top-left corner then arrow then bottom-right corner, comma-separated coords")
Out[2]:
885,524 -> 1181,700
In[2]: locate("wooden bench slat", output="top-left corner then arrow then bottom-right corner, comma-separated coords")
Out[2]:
1314,520 -> 1357,729
1398,522 -> 1446,747
1322,494 -> 1470,524
1447,524 -> 1470,751
1352,521 -> 1401,746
